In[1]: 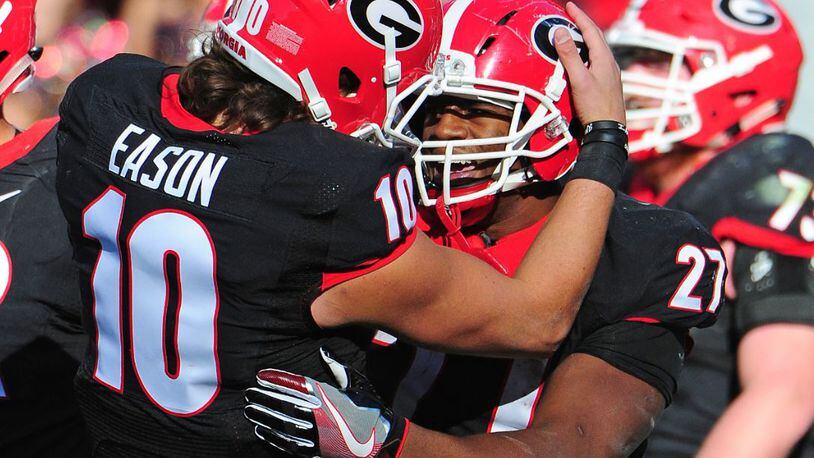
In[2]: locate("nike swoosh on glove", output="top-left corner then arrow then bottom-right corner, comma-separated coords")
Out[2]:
244,348 -> 409,458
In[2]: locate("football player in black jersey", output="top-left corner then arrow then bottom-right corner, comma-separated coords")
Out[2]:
0,1 -> 91,455
55,0 -> 629,454
243,1 -> 725,456
607,0 -> 814,456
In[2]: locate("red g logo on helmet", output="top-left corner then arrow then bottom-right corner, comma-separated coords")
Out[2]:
348,0 -> 424,50
714,0 -> 781,34
532,16 -> 588,64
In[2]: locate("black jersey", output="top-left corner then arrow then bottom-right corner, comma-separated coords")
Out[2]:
55,54 -> 418,456
643,134 -> 814,457
0,118 -> 90,456
368,194 -> 724,437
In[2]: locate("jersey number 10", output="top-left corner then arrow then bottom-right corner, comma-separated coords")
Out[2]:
83,186 -> 220,417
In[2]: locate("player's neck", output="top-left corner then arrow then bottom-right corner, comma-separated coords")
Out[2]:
480,183 -> 559,241
0,115 -> 15,145
638,147 -> 716,195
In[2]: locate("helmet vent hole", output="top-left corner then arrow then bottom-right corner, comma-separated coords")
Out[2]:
326,0 -> 339,7
496,10 -> 517,26
339,67 -> 361,98
477,37 -> 497,56
0,51 -> 7,64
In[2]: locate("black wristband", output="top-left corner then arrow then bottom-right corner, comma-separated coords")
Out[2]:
568,120 -> 629,191
581,129 -> 628,150
584,120 -> 627,135
568,139 -> 628,191
582,121 -> 628,150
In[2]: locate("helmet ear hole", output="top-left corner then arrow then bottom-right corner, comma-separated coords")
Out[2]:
339,67 -> 361,98
0,51 -> 7,64
477,37 -> 497,56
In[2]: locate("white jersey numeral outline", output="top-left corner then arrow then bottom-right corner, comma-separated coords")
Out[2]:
770,169 -> 814,241
83,186 -> 220,416
669,244 -> 726,313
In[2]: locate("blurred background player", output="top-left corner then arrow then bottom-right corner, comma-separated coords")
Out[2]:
243,1 -> 723,456
55,0 -> 627,453
607,0 -> 814,456
0,0 -> 90,455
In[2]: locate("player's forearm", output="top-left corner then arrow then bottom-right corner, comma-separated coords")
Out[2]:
698,384 -> 814,458
512,179 -> 614,342
699,323 -> 814,458
400,419 -> 633,458
399,423 -> 556,458
372,181 -> 615,358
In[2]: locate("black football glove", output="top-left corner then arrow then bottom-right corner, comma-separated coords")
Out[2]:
244,348 -> 408,458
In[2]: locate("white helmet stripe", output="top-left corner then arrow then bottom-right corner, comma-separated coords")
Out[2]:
0,54 -> 33,98
440,0 -> 473,53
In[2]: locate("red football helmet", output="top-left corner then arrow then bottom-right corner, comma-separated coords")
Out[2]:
384,0 -> 582,208
216,0 -> 442,136
569,0 -> 627,30
0,0 -> 41,105
607,0 -> 802,160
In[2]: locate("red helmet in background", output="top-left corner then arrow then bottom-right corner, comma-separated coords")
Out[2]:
0,0 -> 41,105
216,0 -> 442,136
571,0 -> 627,30
384,0 -> 583,208
607,0 -> 802,160
203,0 -> 235,24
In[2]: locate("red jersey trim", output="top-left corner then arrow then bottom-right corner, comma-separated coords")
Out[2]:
624,316 -> 661,324
321,229 -> 418,292
394,418 -> 411,458
160,73 -> 226,133
0,117 -> 59,170
712,217 -> 814,257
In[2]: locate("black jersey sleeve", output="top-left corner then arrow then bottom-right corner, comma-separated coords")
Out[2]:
320,141 -> 418,289
667,133 -> 814,258
624,209 -> 726,329
731,243 -> 814,335
574,321 -> 689,405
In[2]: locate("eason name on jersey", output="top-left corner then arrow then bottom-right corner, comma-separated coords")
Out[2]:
108,123 -> 228,207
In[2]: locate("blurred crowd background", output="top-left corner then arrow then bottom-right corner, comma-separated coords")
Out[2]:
3,0 -> 812,135
3,0 -> 214,128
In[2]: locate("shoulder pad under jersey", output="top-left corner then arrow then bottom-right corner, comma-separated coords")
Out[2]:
587,194 -> 725,329
667,133 -> 814,257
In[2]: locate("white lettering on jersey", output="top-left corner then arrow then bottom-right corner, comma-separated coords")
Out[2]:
109,123 -> 228,207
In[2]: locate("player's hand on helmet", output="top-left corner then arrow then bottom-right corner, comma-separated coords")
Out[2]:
244,348 -> 407,458
555,2 -> 625,125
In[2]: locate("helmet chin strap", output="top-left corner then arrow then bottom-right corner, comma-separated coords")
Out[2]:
383,28 -> 402,115
297,68 -> 336,129
432,195 -> 508,274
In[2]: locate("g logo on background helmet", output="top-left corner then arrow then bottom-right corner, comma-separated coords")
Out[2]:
714,0 -> 781,34
348,0 -> 424,50
532,16 -> 588,64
